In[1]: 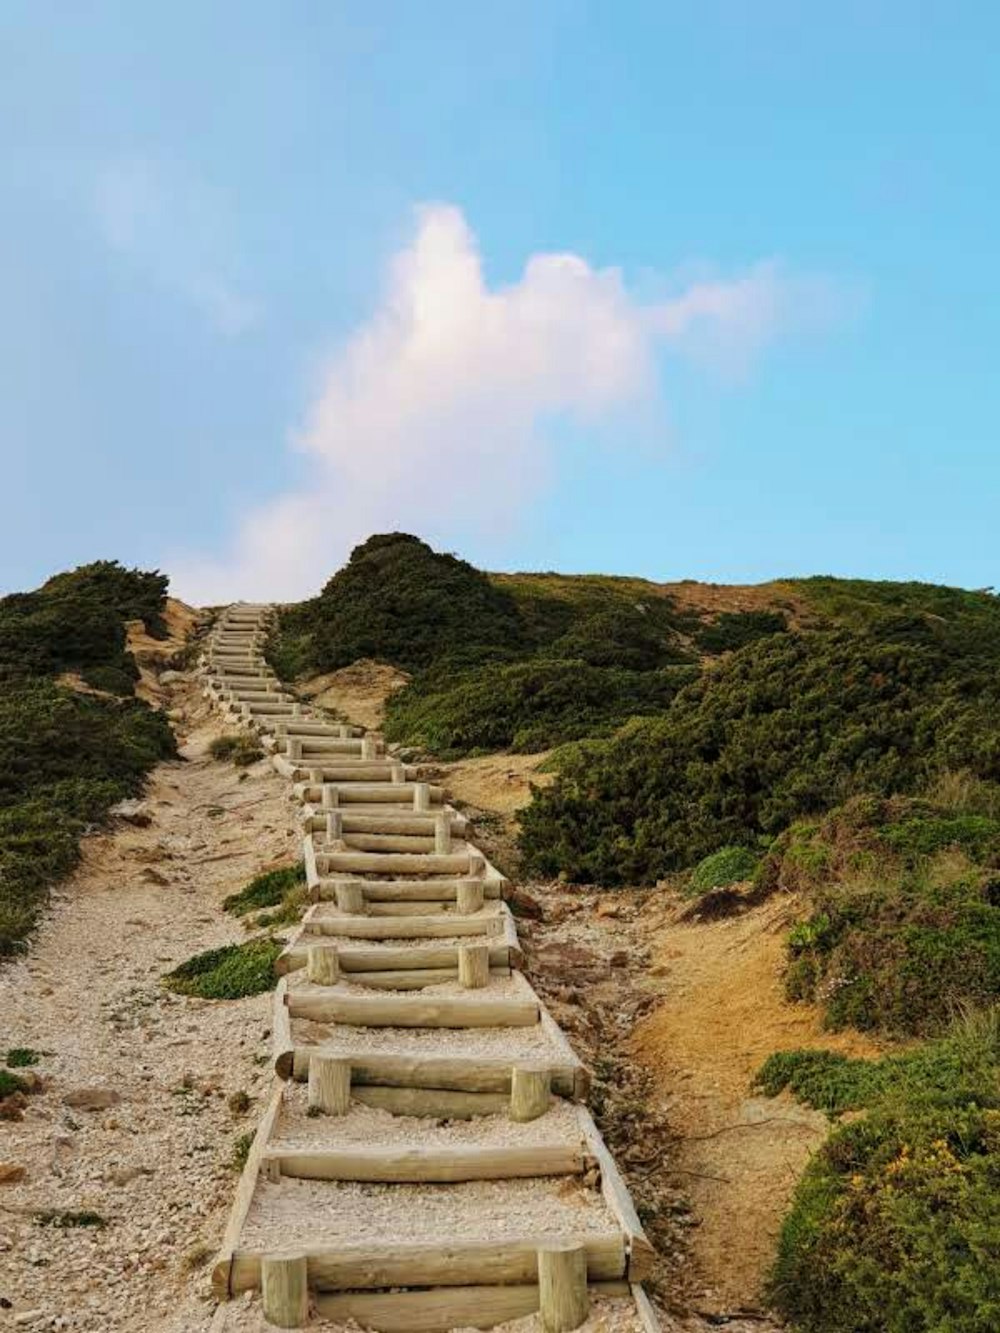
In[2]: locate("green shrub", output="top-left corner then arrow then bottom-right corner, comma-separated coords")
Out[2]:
36,1210 -> 107,1229
759,797 -> 1000,1034
223,864 -> 305,917
766,1011 -> 1000,1332
520,623 -> 1000,886
689,845 -> 760,893
209,733 -> 265,767
269,533 -> 526,676
385,660 -> 692,757
0,563 -> 175,953
695,610 -> 788,654
0,1069 -> 27,1097
163,937 -> 283,999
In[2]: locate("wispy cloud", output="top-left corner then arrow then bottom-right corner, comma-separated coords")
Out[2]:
94,158 -> 260,335
172,203 -> 843,601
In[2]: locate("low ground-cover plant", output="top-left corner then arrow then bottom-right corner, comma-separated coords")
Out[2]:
163,937 -> 284,999
766,1009 -> 1000,1332
222,863 -> 306,929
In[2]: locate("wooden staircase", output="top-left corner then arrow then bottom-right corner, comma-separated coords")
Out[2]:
203,604 -> 659,1333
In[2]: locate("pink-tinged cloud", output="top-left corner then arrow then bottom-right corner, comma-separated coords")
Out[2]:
172,203 -> 842,602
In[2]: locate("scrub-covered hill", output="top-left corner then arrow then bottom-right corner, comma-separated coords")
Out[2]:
0,561 -> 177,952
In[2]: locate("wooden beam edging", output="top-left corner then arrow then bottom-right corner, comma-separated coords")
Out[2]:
229,1229 -> 626,1293
576,1105 -> 655,1282
538,1000 -> 591,1101
210,1082 -> 285,1298
631,1281 -> 663,1332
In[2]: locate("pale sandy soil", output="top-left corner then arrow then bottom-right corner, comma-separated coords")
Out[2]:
297,661 -> 409,732
0,672 -> 296,1332
439,753 -> 554,817
631,893 -> 885,1312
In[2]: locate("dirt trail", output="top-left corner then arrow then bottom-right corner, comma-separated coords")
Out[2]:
631,895 -> 884,1313
0,673 -> 296,1331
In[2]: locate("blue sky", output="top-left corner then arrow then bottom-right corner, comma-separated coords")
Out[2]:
2,2 -> 998,600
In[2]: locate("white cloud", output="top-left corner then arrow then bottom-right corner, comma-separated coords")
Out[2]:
94,158 -> 260,335
171,203 -> 838,602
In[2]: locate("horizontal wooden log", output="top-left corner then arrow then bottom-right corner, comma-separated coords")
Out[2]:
284,940 -> 506,973
289,1049 -> 582,1097
318,878 -> 500,903
304,812 -> 469,838
333,966 -> 510,990
320,850 -> 476,876
301,783 -> 445,805
304,914 -> 502,940
304,765 -> 410,783
287,988 -> 540,1028
314,1282 -> 632,1333
230,1231 -> 626,1294
262,1143 -> 588,1183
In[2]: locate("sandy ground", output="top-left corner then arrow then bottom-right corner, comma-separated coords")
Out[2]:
0,671 -> 297,1332
631,893 -> 884,1312
297,662 -> 410,732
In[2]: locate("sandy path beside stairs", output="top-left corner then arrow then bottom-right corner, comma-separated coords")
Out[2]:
0,679 -> 295,1333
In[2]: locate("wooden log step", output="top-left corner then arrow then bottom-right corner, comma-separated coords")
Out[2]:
303,914 -> 502,939
229,1230 -> 627,1293
320,850 -> 476,876
299,782 -> 445,805
279,940 -> 511,976
286,988 -> 541,1029
301,765 -> 411,784
298,965 -> 513,990
305,812 -> 469,838
288,1049 -> 582,1097
314,1282 -> 631,1333
317,878 -> 501,902
260,1143 -> 590,1183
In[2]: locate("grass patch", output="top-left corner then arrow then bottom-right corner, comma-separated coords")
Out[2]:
163,937 -> 283,1000
208,733 -> 265,767
6,1047 -> 40,1067
231,1131 -> 254,1170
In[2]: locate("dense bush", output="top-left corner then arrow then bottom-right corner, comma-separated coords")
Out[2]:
758,796 -> 1000,1034
689,845 -> 760,894
519,622 -> 1000,886
384,660 -> 693,757
269,533 -> 526,676
0,562 -> 175,954
694,609 -> 788,654
767,1010 -> 1000,1332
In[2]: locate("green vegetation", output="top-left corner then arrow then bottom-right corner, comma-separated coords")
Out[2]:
765,1009 -> 1000,1332
222,863 -> 306,928
6,1047 -> 40,1067
268,532 -> 526,677
520,610 -> 1000,885
0,561 -> 176,954
163,937 -> 284,999
36,1210 -> 107,1230
758,795 -> 1000,1034
208,733 -> 265,767
0,1069 -> 28,1097
231,1130 -> 254,1170
694,609 -> 788,654
385,659 -> 692,756
689,845 -> 760,894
